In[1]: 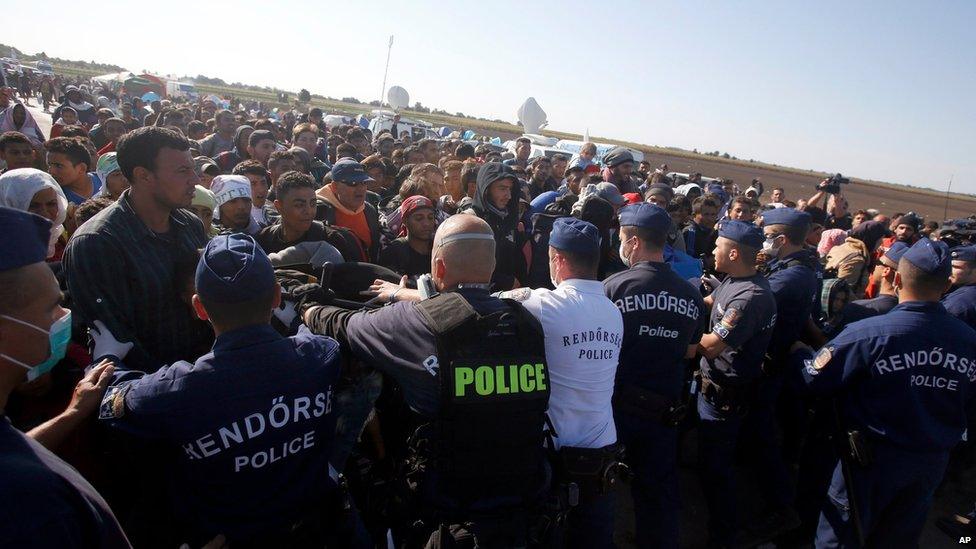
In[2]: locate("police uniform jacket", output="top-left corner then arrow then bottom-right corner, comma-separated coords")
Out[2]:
604,261 -> 705,399
766,248 -> 820,361
942,284 -> 976,331
801,301 -> 976,451
99,324 -> 342,542
700,273 -> 777,386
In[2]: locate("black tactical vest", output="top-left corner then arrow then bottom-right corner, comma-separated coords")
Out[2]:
416,292 -> 551,514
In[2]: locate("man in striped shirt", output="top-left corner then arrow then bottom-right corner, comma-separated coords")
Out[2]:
64,127 -> 212,373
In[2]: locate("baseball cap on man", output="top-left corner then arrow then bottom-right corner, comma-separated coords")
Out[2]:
331,158 -> 374,184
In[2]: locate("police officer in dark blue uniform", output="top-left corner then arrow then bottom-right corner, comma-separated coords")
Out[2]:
739,208 -> 821,543
301,214 -> 551,547
0,207 -> 130,548
604,203 -> 705,549
98,233 -> 358,547
942,245 -> 976,330
696,219 -> 777,548
795,238 -> 976,548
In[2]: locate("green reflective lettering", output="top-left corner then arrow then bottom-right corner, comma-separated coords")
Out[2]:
520,364 -> 535,392
509,365 -> 520,394
495,365 -> 510,394
455,367 -> 474,397
475,366 -> 494,395
535,363 -> 547,391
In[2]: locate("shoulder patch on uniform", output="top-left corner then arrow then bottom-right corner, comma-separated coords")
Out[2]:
500,288 -> 532,302
813,346 -> 833,371
98,384 -> 130,420
720,307 -> 741,330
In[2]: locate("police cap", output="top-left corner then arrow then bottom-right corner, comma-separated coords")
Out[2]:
196,233 -> 276,303
881,241 -> 910,268
717,219 -> 764,249
902,238 -> 951,277
618,203 -> 672,234
550,217 -> 601,255
0,207 -> 51,272
950,245 -> 976,263
761,207 -> 810,230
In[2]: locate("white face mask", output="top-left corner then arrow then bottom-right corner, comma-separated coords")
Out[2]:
762,235 -> 783,257
619,237 -> 635,267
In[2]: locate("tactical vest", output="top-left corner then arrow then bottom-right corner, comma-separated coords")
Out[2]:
415,292 -> 551,514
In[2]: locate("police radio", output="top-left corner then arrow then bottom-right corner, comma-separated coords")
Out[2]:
417,273 -> 437,300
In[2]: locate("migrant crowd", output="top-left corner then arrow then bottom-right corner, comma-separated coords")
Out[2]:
1,77 -> 975,549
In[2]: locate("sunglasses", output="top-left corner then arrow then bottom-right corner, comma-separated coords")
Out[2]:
338,180 -> 368,188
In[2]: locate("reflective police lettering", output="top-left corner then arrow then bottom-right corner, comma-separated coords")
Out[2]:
637,325 -> 678,338
910,375 -> 959,392
233,430 -> 317,472
454,363 -> 548,397
871,347 -> 976,389
180,392 -> 332,464
561,327 -> 622,347
614,291 -> 700,321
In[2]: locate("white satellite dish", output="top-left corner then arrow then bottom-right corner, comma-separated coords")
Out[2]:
387,86 -> 409,111
517,97 -> 548,135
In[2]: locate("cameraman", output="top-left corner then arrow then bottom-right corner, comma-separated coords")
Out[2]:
807,176 -> 853,230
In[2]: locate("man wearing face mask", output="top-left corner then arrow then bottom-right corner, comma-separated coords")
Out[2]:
0,207 -> 130,548
737,208 -> 821,545
604,204 -> 705,549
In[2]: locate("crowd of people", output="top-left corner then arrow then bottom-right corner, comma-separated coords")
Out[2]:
1,75 -> 975,549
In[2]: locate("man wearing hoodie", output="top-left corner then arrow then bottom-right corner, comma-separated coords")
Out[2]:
215,125 -> 254,173
315,158 -> 380,261
469,162 -> 527,290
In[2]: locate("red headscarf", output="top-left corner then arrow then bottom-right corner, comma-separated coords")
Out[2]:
398,195 -> 435,237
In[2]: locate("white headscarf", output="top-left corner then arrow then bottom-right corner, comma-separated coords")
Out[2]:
209,175 -> 252,220
0,168 -> 68,258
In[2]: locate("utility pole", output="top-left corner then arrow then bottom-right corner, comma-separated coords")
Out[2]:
380,35 -> 393,106
943,175 -> 954,220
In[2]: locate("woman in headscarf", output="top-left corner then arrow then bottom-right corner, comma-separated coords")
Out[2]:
0,103 -> 46,147
0,168 -> 69,261
824,220 -> 890,297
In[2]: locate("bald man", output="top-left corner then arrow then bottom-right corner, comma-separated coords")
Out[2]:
302,213 -> 552,546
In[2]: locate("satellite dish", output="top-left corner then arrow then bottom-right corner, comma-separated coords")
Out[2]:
387,86 -> 409,111
517,97 -> 548,134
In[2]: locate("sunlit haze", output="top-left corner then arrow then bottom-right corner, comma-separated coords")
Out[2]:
6,0 -> 974,193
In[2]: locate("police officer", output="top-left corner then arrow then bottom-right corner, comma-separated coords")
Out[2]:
604,204 -> 705,549
794,238 -> 976,547
302,214 -> 551,547
0,207 -> 130,548
499,216 -> 624,549
98,233 -> 357,547
739,208 -> 821,544
696,219 -> 777,548
942,245 -> 976,330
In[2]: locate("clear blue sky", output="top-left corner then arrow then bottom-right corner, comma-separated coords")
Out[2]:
7,0 -> 975,193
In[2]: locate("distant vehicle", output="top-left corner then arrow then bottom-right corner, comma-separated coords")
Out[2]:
368,109 -> 439,142
0,58 -> 21,75
322,114 -> 354,129
32,61 -> 53,76
555,139 -> 645,165
166,81 -> 199,101
503,134 -> 572,162
667,172 -> 722,187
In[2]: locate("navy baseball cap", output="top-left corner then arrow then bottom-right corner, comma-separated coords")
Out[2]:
330,158 -> 374,184
550,217 -> 601,255
195,233 -> 276,304
0,207 -> 51,271
718,219 -> 764,249
951,245 -> 976,262
902,238 -> 951,277
761,207 -> 810,229
619,203 -> 672,233
477,162 -> 517,189
880,241 -> 910,268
